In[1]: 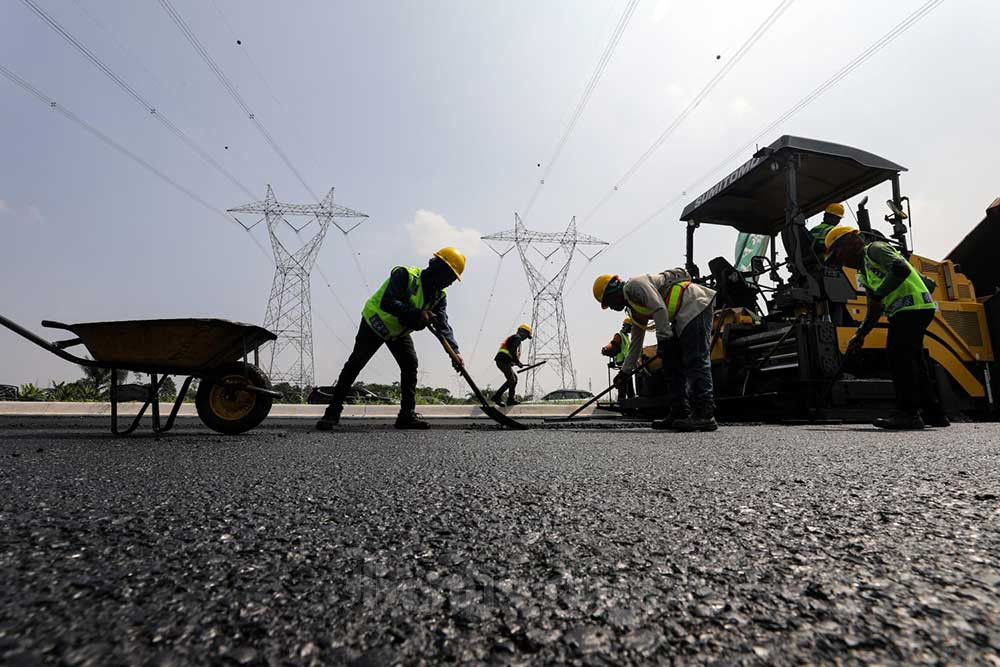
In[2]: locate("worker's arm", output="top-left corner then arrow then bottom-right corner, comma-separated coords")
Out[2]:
625,278 -> 673,343
430,294 -> 459,352
602,333 -> 623,357
619,323 -> 646,373
509,336 -> 523,366
857,289 -> 883,338
866,242 -> 911,300
380,267 -> 425,329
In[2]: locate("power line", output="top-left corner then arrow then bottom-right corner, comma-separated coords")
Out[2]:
0,62 -> 273,263
580,0 -> 796,227
520,0 -> 640,221
469,255 -> 508,359
568,0 -> 946,288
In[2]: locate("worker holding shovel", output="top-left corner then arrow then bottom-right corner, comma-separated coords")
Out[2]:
315,247 -> 466,431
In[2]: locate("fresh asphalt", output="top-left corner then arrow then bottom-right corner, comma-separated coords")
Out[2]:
1,417 -> 999,665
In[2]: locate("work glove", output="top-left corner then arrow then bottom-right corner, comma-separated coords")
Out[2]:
451,353 -> 464,372
601,346 -> 613,357
846,332 -> 865,355
407,310 -> 434,331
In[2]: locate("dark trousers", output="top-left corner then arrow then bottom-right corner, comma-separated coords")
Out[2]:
887,308 -> 941,416
329,319 -> 418,413
666,307 -> 715,414
495,358 -> 517,401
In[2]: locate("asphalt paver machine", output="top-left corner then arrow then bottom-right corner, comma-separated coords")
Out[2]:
628,135 -> 998,422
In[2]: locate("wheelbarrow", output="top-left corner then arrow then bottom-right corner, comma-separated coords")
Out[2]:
0,315 -> 281,436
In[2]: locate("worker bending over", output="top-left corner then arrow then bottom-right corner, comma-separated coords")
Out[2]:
491,324 -> 532,407
808,203 -> 845,260
593,269 -> 718,431
316,247 -> 466,431
826,226 -> 948,430
601,317 -> 635,405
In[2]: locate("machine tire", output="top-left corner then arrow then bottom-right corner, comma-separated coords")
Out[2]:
196,362 -> 273,434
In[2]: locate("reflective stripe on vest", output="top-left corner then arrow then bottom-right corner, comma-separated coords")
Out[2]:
361,266 -> 444,340
626,280 -> 690,321
860,244 -> 936,318
497,335 -> 516,357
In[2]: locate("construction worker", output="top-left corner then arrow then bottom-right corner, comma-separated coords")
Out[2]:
316,247 -> 466,431
825,226 -> 948,430
491,324 -> 532,407
593,269 -> 718,431
601,317 -> 635,405
808,203 -> 845,259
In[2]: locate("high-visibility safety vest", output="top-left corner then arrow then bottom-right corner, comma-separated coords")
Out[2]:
859,243 -> 936,318
362,266 -> 445,340
497,335 -> 518,358
626,280 -> 690,322
614,330 -> 630,364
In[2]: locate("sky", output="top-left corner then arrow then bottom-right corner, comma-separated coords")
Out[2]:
2,0 -> 998,398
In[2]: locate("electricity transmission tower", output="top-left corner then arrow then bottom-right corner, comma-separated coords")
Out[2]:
482,215 -> 607,398
228,185 -> 368,390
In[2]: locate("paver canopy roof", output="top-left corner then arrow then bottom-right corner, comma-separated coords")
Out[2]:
680,135 -> 906,235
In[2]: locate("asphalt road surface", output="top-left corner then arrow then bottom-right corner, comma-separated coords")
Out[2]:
2,417 -> 999,665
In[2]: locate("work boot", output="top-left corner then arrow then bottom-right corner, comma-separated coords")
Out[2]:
651,406 -> 690,430
673,407 -> 718,432
923,411 -> 951,428
315,403 -> 342,431
491,392 -> 506,407
873,412 -> 925,430
395,410 -> 430,430
507,399 -> 521,407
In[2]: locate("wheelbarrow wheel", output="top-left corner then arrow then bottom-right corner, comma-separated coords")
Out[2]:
196,362 -> 273,435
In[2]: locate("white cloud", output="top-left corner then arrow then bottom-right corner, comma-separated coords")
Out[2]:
651,0 -> 671,23
406,209 -> 483,258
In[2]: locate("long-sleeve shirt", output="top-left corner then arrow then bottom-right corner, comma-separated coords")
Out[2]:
620,269 -> 716,373
380,267 -> 459,351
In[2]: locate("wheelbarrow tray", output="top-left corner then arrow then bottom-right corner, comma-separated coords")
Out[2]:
43,318 -> 276,375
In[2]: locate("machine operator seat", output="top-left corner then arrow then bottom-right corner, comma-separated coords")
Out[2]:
708,256 -> 760,314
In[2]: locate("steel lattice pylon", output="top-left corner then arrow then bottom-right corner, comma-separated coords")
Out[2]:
228,185 -> 368,390
482,214 -> 607,398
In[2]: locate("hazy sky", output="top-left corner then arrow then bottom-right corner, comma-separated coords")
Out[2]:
2,0 -> 998,397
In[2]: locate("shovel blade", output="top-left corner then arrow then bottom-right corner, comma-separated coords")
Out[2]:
479,405 -> 529,430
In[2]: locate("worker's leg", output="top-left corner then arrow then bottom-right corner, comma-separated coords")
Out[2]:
673,308 -> 717,432
877,310 -> 930,429
317,319 -> 384,429
493,359 -> 513,404
503,363 -> 518,402
386,334 -> 419,413
910,309 -> 947,424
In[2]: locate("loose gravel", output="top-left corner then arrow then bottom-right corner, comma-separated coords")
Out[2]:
2,417 -> 999,665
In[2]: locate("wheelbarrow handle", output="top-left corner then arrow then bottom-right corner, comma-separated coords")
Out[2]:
0,314 -> 100,368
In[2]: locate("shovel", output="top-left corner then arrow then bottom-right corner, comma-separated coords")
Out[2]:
517,360 -> 547,374
544,354 -> 656,423
428,324 -> 528,430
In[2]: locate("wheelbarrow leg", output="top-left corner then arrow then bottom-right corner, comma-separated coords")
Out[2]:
153,376 -> 193,435
110,370 -> 151,437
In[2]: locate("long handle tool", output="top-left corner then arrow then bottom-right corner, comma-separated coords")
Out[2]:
516,360 -> 547,374
428,324 -> 528,430
544,354 -> 656,423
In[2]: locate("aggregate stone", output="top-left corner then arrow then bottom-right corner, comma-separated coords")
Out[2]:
1,417 -> 1000,664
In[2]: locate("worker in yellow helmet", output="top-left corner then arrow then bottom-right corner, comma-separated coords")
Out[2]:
826,226 -> 947,430
808,203 -> 845,260
491,323 -> 532,407
601,317 -> 635,406
316,247 -> 466,431
593,268 -> 718,431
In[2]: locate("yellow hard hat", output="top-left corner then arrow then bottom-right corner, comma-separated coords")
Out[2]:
623,317 -> 633,327
517,323 -> 532,338
593,274 -> 619,309
824,225 -> 859,252
433,246 -> 466,280
825,203 -> 845,218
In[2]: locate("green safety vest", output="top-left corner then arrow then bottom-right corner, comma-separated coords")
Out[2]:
614,330 -> 630,364
809,223 -> 833,256
859,243 -> 936,318
362,266 -> 445,340
626,280 -> 690,321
